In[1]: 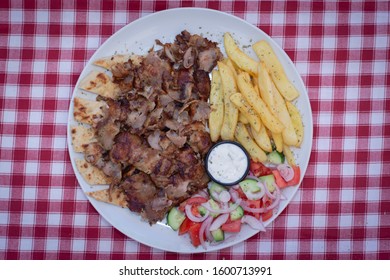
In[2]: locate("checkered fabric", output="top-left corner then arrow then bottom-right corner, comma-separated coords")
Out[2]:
0,0 -> 389,260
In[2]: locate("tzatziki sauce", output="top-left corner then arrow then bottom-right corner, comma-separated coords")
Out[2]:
206,141 -> 249,185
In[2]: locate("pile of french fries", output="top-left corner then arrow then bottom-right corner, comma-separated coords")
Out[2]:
209,33 -> 304,166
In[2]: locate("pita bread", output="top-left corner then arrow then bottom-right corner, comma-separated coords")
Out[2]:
79,71 -> 121,99
73,97 -> 106,125
70,125 -> 96,152
86,187 -> 127,208
75,158 -> 112,185
94,54 -> 143,69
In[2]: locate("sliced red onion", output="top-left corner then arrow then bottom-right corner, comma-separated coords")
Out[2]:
229,188 -> 240,202
205,217 -> 214,242
241,215 -> 266,232
219,190 -> 231,203
220,202 -> 229,210
264,182 -> 276,200
231,184 -> 240,190
199,216 -> 213,249
185,204 -> 209,222
245,175 -> 260,181
209,213 -> 229,231
210,191 -> 221,202
244,190 -> 265,200
274,182 -> 287,200
277,163 -> 294,182
196,189 -> 210,199
201,199 -> 242,214
265,192 -> 281,211
239,200 -> 267,213
242,181 -> 266,200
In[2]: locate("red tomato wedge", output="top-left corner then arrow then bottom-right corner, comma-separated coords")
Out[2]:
178,196 -> 208,215
288,165 -> 301,186
272,165 -> 301,189
272,170 -> 288,188
261,197 -> 273,222
221,219 -> 242,232
235,187 -> 247,199
249,160 -> 272,177
188,222 -> 202,247
245,199 -> 262,219
179,217 -> 195,235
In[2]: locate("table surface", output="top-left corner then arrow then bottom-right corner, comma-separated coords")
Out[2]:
0,0 -> 389,260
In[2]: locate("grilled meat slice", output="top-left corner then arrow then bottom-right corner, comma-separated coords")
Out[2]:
193,70 -> 211,101
110,132 -> 174,177
180,122 -> 212,156
137,52 -> 172,89
82,30 -> 222,224
198,48 -> 221,72
163,146 -> 209,204
120,172 -> 172,224
84,142 -> 122,182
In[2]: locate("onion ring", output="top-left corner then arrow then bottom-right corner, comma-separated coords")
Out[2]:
209,213 -> 229,231
201,198 -> 242,214
185,204 -> 209,223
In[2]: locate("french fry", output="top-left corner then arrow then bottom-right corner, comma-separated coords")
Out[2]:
283,145 -> 296,166
271,81 -> 299,146
230,92 -> 261,132
208,69 -> 224,142
253,40 -> 300,101
257,62 -> 277,117
237,72 -> 284,134
224,33 -> 258,76
218,62 -> 239,141
286,101 -> 304,147
257,62 -> 297,145
224,58 -> 238,79
238,113 -> 249,124
271,132 -> 283,153
250,125 -> 273,153
235,122 -> 267,162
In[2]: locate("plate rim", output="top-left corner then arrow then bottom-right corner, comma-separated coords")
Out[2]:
67,7 -> 313,253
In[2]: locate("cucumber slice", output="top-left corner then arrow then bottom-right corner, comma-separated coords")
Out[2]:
239,179 -> 261,193
209,182 -> 227,200
229,203 -> 244,221
211,228 -> 224,242
267,150 -> 285,165
208,199 -> 220,218
198,205 -> 207,216
259,174 -> 276,193
167,207 -> 185,231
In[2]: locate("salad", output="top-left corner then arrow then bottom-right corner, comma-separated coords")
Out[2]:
167,152 -> 301,249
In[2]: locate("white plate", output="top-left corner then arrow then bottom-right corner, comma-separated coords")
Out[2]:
67,8 -> 313,253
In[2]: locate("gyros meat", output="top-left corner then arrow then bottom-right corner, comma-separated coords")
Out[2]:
72,30 -> 222,224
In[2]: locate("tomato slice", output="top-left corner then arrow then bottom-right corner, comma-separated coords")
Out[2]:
272,170 -> 288,188
221,219 -> 241,232
261,198 -> 273,222
249,160 -> 272,177
179,217 -> 195,235
272,165 -> 301,189
178,196 -> 208,212
188,222 -> 202,247
235,187 -> 247,199
288,165 -> 300,186
245,199 -> 262,219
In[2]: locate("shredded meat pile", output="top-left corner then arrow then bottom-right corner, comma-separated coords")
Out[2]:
85,30 -> 223,223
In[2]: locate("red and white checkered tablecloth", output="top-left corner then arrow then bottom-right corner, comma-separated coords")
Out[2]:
0,0 -> 389,260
